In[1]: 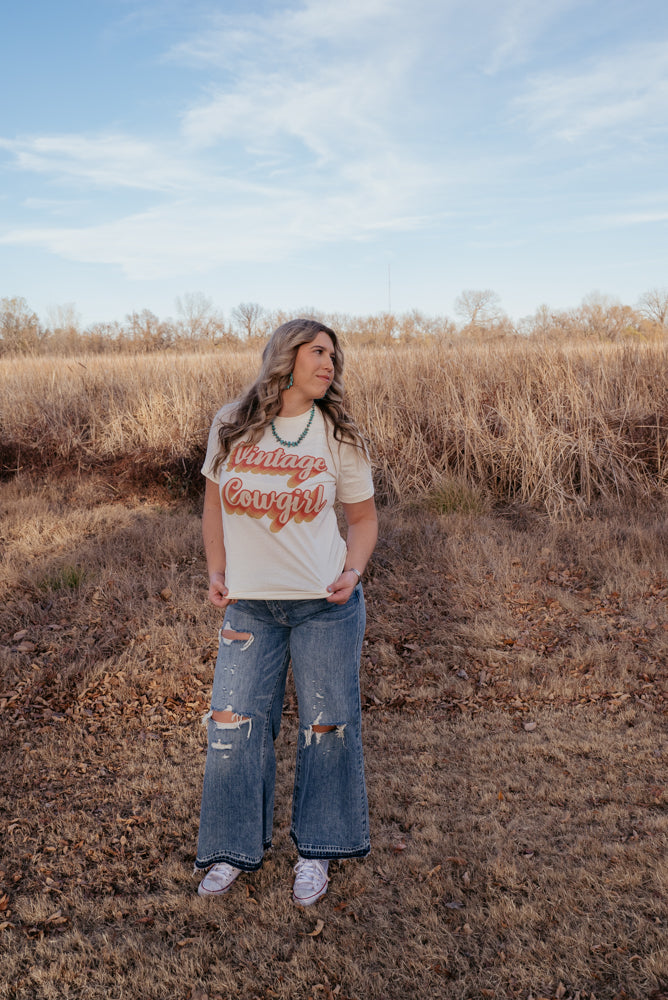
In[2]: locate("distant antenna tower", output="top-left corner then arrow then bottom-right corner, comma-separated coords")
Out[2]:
387,263 -> 391,313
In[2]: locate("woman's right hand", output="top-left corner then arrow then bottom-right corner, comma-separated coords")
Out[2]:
208,572 -> 236,608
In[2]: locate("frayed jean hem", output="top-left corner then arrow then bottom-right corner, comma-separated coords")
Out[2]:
194,846 -> 270,873
290,831 -> 371,860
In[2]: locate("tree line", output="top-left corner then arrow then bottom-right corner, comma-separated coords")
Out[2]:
1,288 -> 667,355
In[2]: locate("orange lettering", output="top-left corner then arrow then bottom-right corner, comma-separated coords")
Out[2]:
222,478 -> 327,532
228,445 -> 328,487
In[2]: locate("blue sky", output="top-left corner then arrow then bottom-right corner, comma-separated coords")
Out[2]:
1,0 -> 667,326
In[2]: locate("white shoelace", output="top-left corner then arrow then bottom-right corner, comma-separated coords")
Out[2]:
293,857 -> 329,891
201,862 -> 239,890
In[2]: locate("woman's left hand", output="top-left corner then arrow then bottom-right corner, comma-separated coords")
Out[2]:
326,569 -> 359,604
327,499 -> 377,604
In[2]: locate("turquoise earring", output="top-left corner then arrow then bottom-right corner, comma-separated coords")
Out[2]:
287,373 -> 293,389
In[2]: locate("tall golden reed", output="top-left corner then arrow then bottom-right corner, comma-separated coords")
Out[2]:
1,339 -> 667,514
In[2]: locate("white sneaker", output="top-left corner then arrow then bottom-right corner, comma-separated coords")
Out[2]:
292,857 -> 329,906
197,862 -> 241,896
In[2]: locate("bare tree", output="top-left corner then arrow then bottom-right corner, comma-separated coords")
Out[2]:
522,304 -> 555,339
46,302 -> 82,353
637,288 -> 668,327
46,302 -> 80,334
175,292 -> 225,343
231,302 -> 267,340
83,321 -> 125,353
0,297 -> 44,354
576,292 -> 638,340
125,309 -> 173,351
454,289 -> 503,328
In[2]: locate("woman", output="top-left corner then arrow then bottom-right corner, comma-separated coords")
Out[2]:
194,318 -> 377,906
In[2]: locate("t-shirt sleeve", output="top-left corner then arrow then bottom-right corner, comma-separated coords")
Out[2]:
335,438 -> 375,504
201,404 -> 233,482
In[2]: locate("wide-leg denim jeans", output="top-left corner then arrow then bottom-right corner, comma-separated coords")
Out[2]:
195,584 -> 369,872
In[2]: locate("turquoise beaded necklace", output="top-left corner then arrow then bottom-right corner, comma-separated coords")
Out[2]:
270,402 -> 315,447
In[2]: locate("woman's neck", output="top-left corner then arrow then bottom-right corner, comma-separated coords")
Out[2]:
278,391 -> 315,417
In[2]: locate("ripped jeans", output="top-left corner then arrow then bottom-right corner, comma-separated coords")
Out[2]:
195,585 -> 369,872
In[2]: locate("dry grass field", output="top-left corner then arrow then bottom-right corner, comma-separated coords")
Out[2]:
1,341 -> 666,1000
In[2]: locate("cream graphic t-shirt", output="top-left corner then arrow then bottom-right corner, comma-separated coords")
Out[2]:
202,406 -> 374,599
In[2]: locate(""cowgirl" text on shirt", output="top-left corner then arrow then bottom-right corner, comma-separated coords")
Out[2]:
222,477 -> 328,532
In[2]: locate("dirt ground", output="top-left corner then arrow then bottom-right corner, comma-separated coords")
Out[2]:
0,472 -> 666,999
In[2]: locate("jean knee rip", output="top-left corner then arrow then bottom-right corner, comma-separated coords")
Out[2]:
219,623 -> 254,650
303,712 -> 347,747
202,708 -> 253,746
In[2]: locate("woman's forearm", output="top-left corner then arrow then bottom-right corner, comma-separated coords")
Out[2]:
344,515 -> 378,577
202,479 -> 226,580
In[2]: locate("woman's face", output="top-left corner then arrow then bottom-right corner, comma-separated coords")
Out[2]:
290,331 -> 336,402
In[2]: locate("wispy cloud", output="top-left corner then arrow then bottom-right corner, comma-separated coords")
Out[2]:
514,39 -> 668,142
0,0 -> 446,277
22,196 -> 92,215
175,0 -> 417,164
4,0 -> 664,288
483,0 -> 583,74
168,0 -> 409,64
0,182 -> 432,279
0,134 -> 197,192
579,209 -> 668,229
181,66 -> 392,160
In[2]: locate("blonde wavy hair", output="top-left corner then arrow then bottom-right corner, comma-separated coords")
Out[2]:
211,318 -> 367,475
